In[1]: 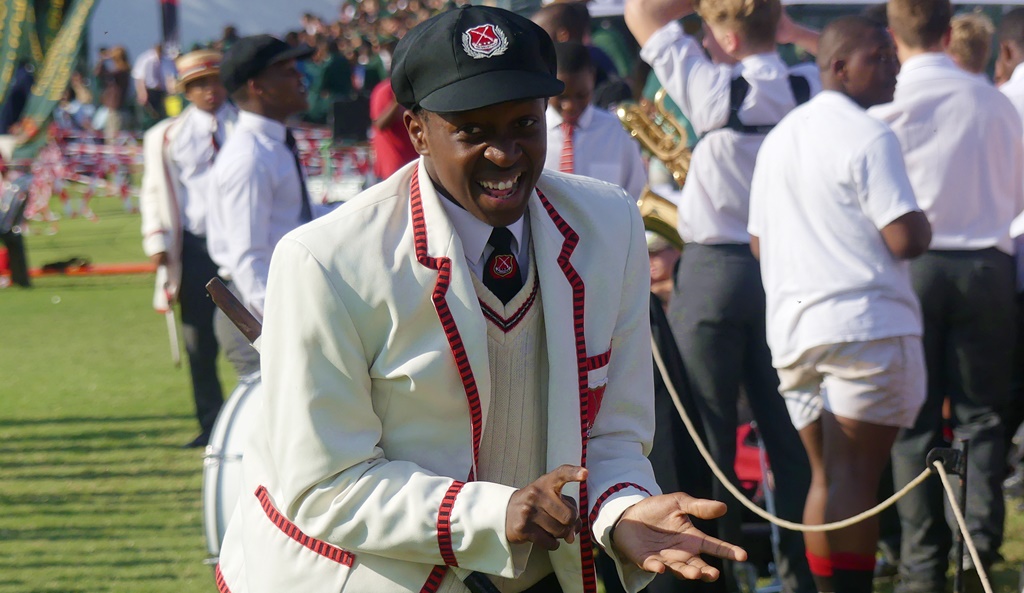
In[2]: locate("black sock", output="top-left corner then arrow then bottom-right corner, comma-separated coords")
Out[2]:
831,568 -> 874,593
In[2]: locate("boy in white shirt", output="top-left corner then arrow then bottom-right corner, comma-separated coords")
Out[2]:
544,41 -> 647,200
625,1 -> 821,591
749,16 -> 931,593
868,0 -> 1024,590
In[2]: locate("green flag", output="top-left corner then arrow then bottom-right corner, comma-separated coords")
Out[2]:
12,0 -> 99,159
0,0 -> 38,104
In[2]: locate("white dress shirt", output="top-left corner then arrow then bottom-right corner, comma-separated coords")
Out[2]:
749,91 -> 923,367
870,53 -> 1024,255
544,104 -> 647,201
1000,63 -> 1024,290
169,103 -> 237,237
437,186 -> 530,280
208,110 -> 312,317
131,48 -> 176,90
640,20 -> 820,245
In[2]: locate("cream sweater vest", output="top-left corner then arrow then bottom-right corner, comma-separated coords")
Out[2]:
438,246 -> 553,593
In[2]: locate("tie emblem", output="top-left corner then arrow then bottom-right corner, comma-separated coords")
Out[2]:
491,254 -> 516,278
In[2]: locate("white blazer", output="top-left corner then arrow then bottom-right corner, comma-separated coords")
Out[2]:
139,104 -> 236,310
216,161 -> 661,593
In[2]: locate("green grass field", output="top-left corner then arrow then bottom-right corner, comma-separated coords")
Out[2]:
1,196 -> 233,593
2,193 -> 1024,592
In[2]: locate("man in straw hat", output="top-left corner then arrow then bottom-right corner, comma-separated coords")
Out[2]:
140,49 -> 238,448
214,5 -> 746,593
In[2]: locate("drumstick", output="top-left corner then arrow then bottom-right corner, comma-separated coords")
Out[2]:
205,278 -> 262,343
203,277 -> 502,593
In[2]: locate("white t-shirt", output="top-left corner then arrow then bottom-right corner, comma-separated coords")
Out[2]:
749,91 -> 923,367
544,104 -> 647,201
869,53 -> 1024,255
639,21 -> 820,245
999,63 -> 1024,291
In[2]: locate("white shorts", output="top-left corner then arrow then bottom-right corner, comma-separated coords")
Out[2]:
776,336 -> 926,431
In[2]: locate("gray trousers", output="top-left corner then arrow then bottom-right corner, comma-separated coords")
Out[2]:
213,280 -> 261,378
668,243 -> 814,593
892,249 -> 1016,590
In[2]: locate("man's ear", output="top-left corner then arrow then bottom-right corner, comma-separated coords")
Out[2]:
404,110 -> 429,156
721,30 -> 741,56
832,58 -> 847,82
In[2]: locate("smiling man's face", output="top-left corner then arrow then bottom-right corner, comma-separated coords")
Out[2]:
406,98 -> 547,227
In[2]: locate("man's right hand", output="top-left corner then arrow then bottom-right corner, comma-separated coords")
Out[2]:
150,252 -> 168,267
506,465 -> 587,551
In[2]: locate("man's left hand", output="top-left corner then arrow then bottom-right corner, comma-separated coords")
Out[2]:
610,492 -> 747,582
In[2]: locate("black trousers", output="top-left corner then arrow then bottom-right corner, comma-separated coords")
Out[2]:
667,244 -> 813,593
1,230 -> 30,287
892,249 -> 1016,589
598,294 -> 725,593
179,231 -> 224,435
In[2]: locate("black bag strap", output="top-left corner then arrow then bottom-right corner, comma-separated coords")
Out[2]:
723,74 -> 811,135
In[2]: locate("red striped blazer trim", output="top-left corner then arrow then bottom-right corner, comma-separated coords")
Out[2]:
254,486 -> 356,567
586,349 -> 611,371
537,189 -> 597,593
437,481 -> 466,566
478,273 -> 539,333
410,168 -> 483,481
589,482 -> 653,526
215,564 -> 231,593
420,565 -> 448,593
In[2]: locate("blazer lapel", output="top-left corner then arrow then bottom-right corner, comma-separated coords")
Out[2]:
410,163 -> 491,479
528,191 -> 585,474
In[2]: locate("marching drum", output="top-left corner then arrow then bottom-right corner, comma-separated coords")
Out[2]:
202,372 -> 263,560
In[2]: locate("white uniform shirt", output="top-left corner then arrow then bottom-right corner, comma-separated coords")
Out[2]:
544,104 -> 647,201
749,91 -> 923,367
169,103 -> 237,237
999,63 -> 1024,290
437,186 -> 530,280
869,53 -> 1024,255
639,20 -> 820,245
131,48 -> 176,90
208,110 -> 312,317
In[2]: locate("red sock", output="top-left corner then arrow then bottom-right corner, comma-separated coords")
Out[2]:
807,551 -> 834,592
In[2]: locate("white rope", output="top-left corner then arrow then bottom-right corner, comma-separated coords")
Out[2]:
653,335 -> 932,533
933,461 -> 994,593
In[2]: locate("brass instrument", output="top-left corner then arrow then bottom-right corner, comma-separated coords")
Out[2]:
617,88 -> 691,251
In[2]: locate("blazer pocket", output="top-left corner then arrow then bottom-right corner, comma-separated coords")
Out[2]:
252,485 -> 355,592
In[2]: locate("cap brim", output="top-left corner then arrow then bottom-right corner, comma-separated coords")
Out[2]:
418,70 -> 564,112
270,44 -> 316,65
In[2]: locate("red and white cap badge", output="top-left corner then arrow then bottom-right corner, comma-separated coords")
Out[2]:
462,23 -> 509,59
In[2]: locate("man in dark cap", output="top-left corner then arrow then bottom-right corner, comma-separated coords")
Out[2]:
206,35 -> 315,377
214,7 -> 745,593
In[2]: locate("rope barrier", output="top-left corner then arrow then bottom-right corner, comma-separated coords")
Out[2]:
933,461 -> 994,593
652,335 -> 932,532
653,335 -> 997,591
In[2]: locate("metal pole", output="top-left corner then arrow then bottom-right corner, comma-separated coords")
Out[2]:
953,438 -> 970,593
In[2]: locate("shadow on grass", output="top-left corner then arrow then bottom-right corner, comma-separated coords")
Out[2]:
0,415 -> 190,428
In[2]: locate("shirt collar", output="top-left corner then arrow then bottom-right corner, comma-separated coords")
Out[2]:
437,189 -> 527,266
1008,62 -> 1024,87
897,52 -> 956,78
236,110 -> 287,142
188,104 -> 217,129
546,103 -> 594,130
735,51 -> 788,76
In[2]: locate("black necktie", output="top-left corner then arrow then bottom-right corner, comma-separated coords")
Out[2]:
484,227 -> 523,305
285,130 -> 313,223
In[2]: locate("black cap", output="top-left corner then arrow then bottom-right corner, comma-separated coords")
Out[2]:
220,35 -> 315,94
391,5 -> 564,112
